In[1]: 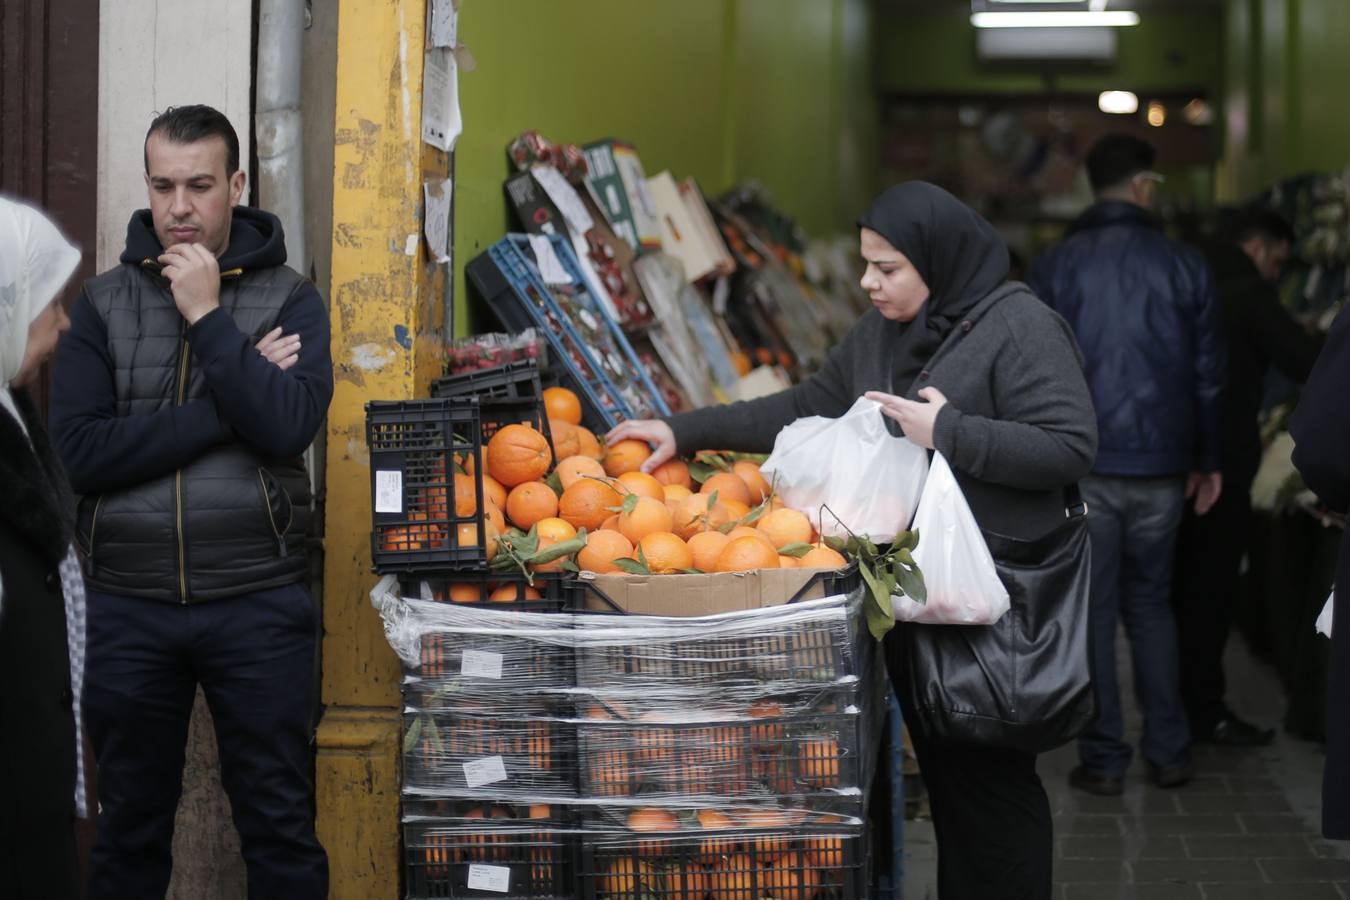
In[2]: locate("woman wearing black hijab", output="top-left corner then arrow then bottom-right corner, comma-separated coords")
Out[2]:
609,182 -> 1097,898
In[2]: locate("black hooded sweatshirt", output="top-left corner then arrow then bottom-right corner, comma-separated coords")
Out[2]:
48,206 -> 333,602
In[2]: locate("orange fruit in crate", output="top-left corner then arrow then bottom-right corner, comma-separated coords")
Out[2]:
778,554 -> 800,568
575,529 -> 635,575
687,530 -> 731,572
615,470 -> 665,500
637,531 -> 693,574
543,386 -> 582,425
799,735 -> 841,787
672,493 -> 712,539
554,455 -> 605,490
456,522 -> 498,562
798,544 -> 847,570
600,513 -> 620,531
726,525 -> 772,545
559,478 -> 623,532
483,502 -> 506,535
651,459 -> 693,489
505,481 -> 559,530
731,807 -> 795,859
379,525 -> 418,552
528,536 -> 568,573
662,483 -> 693,504
548,418 -> 580,459
488,583 -> 542,603
747,699 -> 785,748
763,851 -> 818,896
618,495 -> 675,545
598,856 -> 657,895
757,508 -> 812,550
528,804 -> 551,820
732,461 -> 772,503
574,426 -> 604,461
422,832 -> 454,878
699,471 -> 751,506
718,498 -> 752,522
604,438 -> 652,476
588,747 -> 633,798
679,862 -> 709,899
695,809 -> 738,866
481,474 -> 508,511
713,536 -> 780,572
804,814 -> 845,870
445,582 -> 482,604
535,517 -> 578,543
708,853 -> 755,900
486,423 -> 551,487
627,807 -> 679,857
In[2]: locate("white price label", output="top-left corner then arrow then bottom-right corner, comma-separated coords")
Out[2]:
374,470 -> 403,514
462,755 -> 508,788
460,650 -> 504,680
466,864 -> 511,893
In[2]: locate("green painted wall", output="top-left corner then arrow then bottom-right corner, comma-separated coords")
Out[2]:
1222,0 -> 1350,198
875,9 -> 1222,97
452,0 -> 877,335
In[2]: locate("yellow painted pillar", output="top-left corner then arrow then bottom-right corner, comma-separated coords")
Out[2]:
318,1 -> 448,896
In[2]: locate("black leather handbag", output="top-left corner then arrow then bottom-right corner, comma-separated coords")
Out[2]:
888,489 -> 1095,753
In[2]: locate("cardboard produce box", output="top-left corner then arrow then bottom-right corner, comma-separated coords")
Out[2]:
576,566 -> 856,617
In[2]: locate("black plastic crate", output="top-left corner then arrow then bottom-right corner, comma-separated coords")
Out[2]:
571,569 -> 864,693
433,360 -> 545,403
577,808 -> 867,900
367,399 -> 487,573
399,571 -> 575,612
405,819 -> 572,899
401,706 -> 576,799
402,626 -> 576,711
575,694 -> 864,804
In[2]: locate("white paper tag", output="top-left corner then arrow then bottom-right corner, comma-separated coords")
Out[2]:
528,234 -> 572,285
429,0 -> 458,47
466,864 -> 511,893
532,165 -> 595,234
462,755 -> 508,787
460,649 -> 504,680
374,470 -> 403,514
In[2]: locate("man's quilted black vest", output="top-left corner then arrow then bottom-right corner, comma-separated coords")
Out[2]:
74,263 -> 311,603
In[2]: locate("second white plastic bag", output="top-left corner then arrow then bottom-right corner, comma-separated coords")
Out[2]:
759,397 -> 929,542
895,451 -> 1010,625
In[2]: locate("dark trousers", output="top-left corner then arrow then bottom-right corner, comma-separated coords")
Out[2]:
83,584 -> 328,900
1077,475 -> 1192,775
1171,469 -> 1253,734
903,706 -> 1053,900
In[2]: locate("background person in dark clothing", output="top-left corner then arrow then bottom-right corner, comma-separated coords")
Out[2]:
1290,306 -> 1350,839
48,106 -> 332,898
1029,134 -> 1227,795
1172,208 -> 1323,747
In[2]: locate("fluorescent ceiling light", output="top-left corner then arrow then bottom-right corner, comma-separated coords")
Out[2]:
972,11 -> 1141,27
1098,90 -> 1139,114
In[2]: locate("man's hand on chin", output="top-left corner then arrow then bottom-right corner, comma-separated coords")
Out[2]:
159,243 -> 221,325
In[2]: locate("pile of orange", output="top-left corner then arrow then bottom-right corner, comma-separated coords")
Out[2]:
379,385 -> 851,581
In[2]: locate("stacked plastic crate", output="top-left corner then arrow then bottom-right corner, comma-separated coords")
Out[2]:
567,582 -> 884,900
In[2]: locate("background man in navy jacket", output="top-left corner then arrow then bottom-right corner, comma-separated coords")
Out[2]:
49,105 -> 331,898
1030,134 -> 1226,796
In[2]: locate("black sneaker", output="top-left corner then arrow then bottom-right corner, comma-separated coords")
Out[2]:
1069,765 -> 1124,797
1197,713 -> 1276,747
1146,761 -> 1194,789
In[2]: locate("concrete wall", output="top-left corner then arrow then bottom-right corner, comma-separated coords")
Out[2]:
97,0 -> 253,270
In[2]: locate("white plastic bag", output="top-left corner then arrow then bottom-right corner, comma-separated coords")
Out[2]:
759,397 -> 929,542
895,451 -> 1010,625
1317,588 -> 1335,638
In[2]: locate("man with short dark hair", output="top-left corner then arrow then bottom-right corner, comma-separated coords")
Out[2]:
1029,133 -> 1226,795
49,104 -> 331,897
1171,207 -> 1323,746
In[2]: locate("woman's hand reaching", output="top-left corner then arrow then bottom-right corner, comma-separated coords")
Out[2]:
605,419 -> 676,473
864,387 -> 949,449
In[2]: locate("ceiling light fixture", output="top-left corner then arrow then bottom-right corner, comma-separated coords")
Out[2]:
972,11 -> 1141,27
1146,100 -> 1166,127
1098,90 -> 1139,114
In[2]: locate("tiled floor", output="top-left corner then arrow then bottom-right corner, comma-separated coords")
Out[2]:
902,634 -> 1348,899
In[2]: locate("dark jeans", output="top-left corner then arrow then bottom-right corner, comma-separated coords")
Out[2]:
1171,468 -> 1254,734
83,584 -> 328,900
904,707 -> 1053,900
1077,475 -> 1192,775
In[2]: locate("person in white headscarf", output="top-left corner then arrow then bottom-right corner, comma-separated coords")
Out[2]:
0,195 -> 86,899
